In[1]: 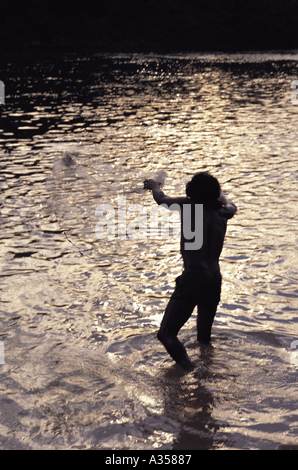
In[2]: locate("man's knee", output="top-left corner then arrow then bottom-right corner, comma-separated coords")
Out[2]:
157,329 -> 166,344
157,329 -> 162,341
157,329 -> 175,348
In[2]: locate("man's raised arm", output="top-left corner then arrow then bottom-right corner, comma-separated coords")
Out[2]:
143,179 -> 186,207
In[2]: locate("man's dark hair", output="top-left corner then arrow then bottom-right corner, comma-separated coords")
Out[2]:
186,172 -> 222,208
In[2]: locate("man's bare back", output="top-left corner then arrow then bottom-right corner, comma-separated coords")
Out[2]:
144,181 -> 236,271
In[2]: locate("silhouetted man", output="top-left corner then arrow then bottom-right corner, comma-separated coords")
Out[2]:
144,172 -> 237,371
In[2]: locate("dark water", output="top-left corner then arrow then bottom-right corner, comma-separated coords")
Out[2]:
0,53 -> 297,450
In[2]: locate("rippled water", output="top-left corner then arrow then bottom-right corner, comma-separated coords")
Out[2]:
0,53 -> 298,450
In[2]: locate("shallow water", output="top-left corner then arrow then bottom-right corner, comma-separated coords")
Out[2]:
0,52 -> 297,450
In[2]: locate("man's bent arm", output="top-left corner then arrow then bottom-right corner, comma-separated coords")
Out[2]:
219,193 -> 237,219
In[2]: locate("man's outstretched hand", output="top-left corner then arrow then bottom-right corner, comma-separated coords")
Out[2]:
143,179 -> 161,190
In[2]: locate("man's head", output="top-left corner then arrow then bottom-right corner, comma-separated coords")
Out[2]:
186,172 -> 221,207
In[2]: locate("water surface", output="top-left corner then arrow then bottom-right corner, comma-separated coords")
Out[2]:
0,53 -> 297,450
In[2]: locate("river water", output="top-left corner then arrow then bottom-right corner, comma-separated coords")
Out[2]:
0,52 -> 297,450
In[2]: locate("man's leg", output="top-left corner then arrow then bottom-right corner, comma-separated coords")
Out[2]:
196,303 -> 218,344
157,297 -> 196,371
197,271 -> 221,343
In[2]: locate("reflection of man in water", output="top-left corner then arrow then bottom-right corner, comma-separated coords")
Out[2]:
144,172 -> 237,371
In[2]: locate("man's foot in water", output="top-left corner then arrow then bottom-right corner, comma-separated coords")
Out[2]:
177,355 -> 195,372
